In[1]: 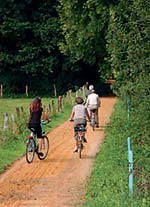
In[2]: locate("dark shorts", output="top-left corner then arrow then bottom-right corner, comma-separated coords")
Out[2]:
74,118 -> 86,127
28,124 -> 42,138
73,118 -> 87,134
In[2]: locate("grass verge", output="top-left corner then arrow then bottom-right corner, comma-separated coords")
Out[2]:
81,100 -> 149,207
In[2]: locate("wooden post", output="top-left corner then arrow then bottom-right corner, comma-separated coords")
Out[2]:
0,84 -> 3,97
26,85 -> 28,97
3,112 -> 9,130
48,104 -> 51,115
11,114 -> 16,133
51,100 -> 55,115
69,90 -> 74,105
20,106 -> 24,112
53,84 -> 57,97
58,96 -> 63,111
16,107 -> 20,118
42,108 -> 46,121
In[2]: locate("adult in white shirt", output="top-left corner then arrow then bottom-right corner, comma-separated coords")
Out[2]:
86,89 -> 100,127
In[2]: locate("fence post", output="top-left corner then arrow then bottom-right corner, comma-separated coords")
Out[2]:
48,104 -> 51,115
53,84 -> 57,97
128,149 -> 133,195
126,91 -> 133,195
58,96 -> 63,111
0,84 -> 3,97
26,85 -> 28,97
51,99 -> 56,115
3,112 -> 9,130
16,107 -> 20,118
11,114 -> 16,133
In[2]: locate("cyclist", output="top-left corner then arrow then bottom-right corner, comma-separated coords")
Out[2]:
84,84 -> 94,104
28,97 -> 44,156
86,89 -> 100,128
69,96 -> 90,152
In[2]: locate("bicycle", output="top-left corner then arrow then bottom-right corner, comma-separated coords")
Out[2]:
90,109 -> 97,131
26,126 -> 49,163
74,124 -> 87,159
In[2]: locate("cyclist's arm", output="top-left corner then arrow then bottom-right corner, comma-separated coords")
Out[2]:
69,111 -> 75,121
97,95 -> 101,107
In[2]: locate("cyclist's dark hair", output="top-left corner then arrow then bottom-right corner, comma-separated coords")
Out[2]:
33,97 -> 41,103
30,97 -> 42,112
75,97 -> 84,104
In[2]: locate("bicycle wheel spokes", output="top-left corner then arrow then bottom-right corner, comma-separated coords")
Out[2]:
26,139 -> 35,163
38,135 -> 49,160
90,114 -> 95,131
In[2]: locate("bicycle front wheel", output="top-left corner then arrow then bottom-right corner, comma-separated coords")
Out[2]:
38,135 -> 49,160
26,139 -> 35,163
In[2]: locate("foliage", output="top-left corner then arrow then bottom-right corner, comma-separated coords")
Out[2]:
105,0 -> 150,199
58,0 -> 108,64
0,0 -> 63,94
0,0 -> 110,95
106,0 -> 149,83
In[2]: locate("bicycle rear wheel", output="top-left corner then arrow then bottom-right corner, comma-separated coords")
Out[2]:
38,135 -> 49,160
26,139 -> 35,163
92,123 -> 95,131
78,142 -> 83,159
90,115 -> 95,131
90,121 -> 95,131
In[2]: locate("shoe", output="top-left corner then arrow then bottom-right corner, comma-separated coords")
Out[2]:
96,125 -> 99,128
83,138 -> 87,143
73,147 -> 78,153
38,152 -> 44,156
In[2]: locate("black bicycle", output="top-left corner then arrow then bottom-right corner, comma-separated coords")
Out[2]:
26,127 -> 49,163
74,124 -> 87,159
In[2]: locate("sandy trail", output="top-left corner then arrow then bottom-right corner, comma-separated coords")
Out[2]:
0,97 -> 117,207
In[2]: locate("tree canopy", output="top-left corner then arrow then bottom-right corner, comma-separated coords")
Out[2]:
0,0 -> 149,96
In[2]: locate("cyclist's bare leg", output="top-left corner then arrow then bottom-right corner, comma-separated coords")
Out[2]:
73,132 -> 79,152
73,140 -> 78,152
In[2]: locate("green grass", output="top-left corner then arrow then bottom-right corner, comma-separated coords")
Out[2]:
81,100 -> 150,207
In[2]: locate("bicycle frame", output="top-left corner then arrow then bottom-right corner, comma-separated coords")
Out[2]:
74,124 -> 86,158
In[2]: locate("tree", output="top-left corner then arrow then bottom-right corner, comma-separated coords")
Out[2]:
0,0 -> 62,95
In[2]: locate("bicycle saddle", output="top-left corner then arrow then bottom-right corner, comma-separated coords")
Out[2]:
74,124 -> 86,132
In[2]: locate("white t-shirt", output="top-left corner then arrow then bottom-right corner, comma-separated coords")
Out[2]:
72,104 -> 86,120
86,93 -> 100,109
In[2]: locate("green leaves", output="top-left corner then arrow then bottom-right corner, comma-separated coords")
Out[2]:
58,0 -> 109,65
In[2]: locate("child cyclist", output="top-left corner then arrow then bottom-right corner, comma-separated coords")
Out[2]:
27,97 -> 44,156
69,96 -> 90,152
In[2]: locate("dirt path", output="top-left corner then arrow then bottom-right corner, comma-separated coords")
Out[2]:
0,97 -> 117,207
